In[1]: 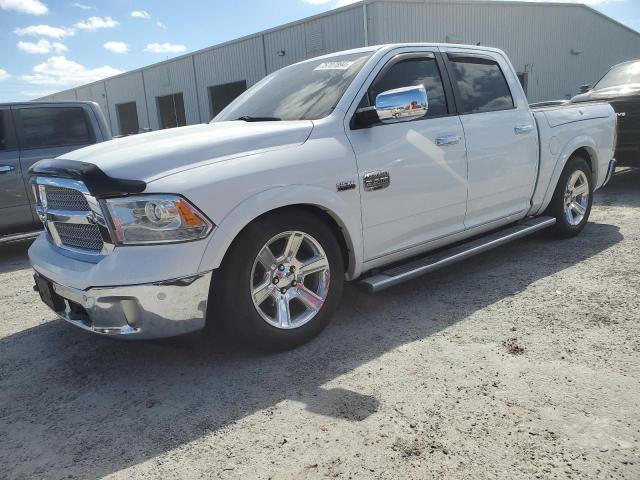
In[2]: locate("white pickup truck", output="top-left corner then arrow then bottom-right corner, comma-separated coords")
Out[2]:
28,43 -> 617,350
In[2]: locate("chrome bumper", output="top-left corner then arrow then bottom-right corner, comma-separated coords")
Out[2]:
33,271 -> 212,339
602,158 -> 617,187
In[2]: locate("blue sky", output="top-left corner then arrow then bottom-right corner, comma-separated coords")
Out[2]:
0,0 -> 639,102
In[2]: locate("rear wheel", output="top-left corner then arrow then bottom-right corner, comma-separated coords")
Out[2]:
213,209 -> 344,351
547,156 -> 593,238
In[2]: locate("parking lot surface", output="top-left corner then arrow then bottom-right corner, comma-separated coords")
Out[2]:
1,169 -> 639,480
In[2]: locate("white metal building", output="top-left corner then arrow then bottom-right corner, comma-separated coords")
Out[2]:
38,0 -> 640,136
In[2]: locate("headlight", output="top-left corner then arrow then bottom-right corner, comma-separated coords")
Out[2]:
104,194 -> 213,244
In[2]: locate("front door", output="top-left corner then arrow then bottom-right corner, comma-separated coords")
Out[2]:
0,108 -> 34,235
442,49 -> 538,228
346,50 -> 468,262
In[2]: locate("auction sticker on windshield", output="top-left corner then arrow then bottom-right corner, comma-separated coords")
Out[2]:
314,61 -> 354,71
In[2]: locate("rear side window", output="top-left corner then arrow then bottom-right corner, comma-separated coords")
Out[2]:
17,107 -> 93,149
447,55 -> 514,114
368,56 -> 448,117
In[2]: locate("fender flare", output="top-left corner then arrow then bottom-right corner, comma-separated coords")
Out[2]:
536,136 -> 599,215
197,185 -> 364,280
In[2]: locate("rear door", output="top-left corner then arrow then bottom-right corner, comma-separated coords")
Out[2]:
442,49 -> 538,229
0,107 -> 36,235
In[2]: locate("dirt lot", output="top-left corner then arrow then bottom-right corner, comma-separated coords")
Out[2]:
1,168 -> 639,480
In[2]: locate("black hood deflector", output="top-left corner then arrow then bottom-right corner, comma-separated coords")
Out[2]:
29,159 -> 146,198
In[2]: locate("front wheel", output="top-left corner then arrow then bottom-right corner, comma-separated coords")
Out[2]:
213,209 -> 344,351
547,155 -> 593,238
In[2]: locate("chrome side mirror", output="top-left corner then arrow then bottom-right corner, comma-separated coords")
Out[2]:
579,84 -> 591,94
375,85 -> 428,123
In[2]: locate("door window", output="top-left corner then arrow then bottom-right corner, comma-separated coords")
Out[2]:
209,81 -> 247,118
365,56 -> 449,117
157,93 -> 186,129
447,54 -> 514,114
116,102 -> 139,135
16,107 -> 93,149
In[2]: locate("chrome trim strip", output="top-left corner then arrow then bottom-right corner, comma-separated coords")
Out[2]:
0,230 -> 42,244
361,216 -> 556,293
602,158 -> 617,187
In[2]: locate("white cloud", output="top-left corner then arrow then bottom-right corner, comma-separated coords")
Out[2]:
156,20 -> 166,29
71,2 -> 94,10
144,42 -> 186,53
103,41 -> 128,53
74,16 -> 118,31
0,0 -> 48,15
130,10 -> 150,19
0,69 -> 10,81
20,56 -> 123,86
14,24 -> 72,38
18,39 -> 67,54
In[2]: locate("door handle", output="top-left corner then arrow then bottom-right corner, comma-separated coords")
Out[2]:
514,124 -> 534,135
0,165 -> 15,174
435,134 -> 461,146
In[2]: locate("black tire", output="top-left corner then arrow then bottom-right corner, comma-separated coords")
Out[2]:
547,155 -> 593,238
211,208 -> 344,351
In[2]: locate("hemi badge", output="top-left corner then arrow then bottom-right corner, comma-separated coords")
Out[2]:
336,180 -> 356,192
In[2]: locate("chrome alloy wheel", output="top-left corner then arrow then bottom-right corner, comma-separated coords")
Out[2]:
563,170 -> 590,226
250,231 -> 330,329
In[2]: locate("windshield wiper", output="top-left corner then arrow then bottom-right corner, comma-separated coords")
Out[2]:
236,115 -> 282,122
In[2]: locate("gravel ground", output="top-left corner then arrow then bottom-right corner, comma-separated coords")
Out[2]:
1,168 -> 639,480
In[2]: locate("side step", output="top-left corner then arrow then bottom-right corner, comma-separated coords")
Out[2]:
360,216 -> 556,293
0,230 -> 42,245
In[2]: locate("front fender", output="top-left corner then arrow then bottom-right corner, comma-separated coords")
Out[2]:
197,184 -> 364,280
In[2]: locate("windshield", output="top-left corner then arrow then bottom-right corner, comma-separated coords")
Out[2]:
214,52 -> 372,121
594,60 -> 640,90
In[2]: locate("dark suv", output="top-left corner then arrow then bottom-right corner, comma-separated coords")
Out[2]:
0,102 -> 111,244
572,59 -> 640,165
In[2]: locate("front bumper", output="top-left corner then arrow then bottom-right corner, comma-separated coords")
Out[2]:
33,270 -> 212,339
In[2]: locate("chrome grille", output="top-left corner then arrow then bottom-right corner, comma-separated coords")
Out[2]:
45,185 -> 90,211
54,223 -> 104,252
34,175 -> 114,256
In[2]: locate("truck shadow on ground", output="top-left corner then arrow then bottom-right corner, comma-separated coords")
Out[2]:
0,170 -> 634,478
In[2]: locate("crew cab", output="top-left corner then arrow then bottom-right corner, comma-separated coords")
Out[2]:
28,44 -> 617,350
572,58 -> 640,165
0,101 -> 111,244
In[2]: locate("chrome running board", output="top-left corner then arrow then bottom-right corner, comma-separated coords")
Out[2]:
360,216 -> 556,293
0,230 -> 41,245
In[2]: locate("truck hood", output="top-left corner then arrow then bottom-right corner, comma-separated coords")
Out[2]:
571,83 -> 640,103
59,120 -> 314,182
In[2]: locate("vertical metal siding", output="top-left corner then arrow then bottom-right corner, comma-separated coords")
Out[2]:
37,1 -> 640,123
142,56 -> 200,130
75,82 -> 111,127
264,7 -> 364,73
367,1 -> 640,102
104,71 -> 149,135
193,36 -> 266,121
52,90 -> 77,102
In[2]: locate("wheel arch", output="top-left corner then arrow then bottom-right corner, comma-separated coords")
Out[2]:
537,138 -> 600,214
197,185 -> 364,280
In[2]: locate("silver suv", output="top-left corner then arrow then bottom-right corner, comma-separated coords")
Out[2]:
0,102 -> 111,243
